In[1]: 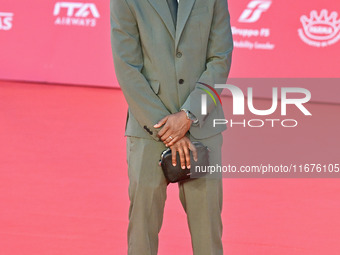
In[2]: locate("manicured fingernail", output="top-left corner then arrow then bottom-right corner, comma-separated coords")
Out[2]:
181,165 -> 185,169
173,163 -> 176,166
188,165 -> 191,169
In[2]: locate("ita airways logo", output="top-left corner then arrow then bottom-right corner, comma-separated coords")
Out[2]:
0,12 -> 13,31
238,0 -> 272,23
298,9 -> 340,47
53,2 -> 100,27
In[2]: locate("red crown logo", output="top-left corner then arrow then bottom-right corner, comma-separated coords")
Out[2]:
301,9 -> 340,40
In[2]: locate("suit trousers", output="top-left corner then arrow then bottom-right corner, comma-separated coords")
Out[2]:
126,133 -> 224,255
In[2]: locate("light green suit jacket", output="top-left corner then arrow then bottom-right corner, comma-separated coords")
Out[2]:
110,0 -> 233,141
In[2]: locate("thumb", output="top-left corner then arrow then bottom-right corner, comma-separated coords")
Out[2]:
154,116 -> 168,128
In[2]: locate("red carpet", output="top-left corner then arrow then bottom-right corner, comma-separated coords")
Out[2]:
1,80 -> 339,255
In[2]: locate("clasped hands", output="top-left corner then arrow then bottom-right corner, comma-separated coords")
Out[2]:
154,111 -> 198,169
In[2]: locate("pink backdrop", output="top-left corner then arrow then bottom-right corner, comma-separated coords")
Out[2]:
0,0 -> 339,100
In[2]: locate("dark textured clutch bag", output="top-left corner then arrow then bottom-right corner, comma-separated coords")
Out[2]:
159,141 -> 209,183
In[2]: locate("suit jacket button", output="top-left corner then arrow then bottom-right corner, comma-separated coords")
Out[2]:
179,79 -> 184,84
176,52 -> 182,58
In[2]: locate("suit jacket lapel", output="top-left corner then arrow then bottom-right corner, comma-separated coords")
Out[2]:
147,0 -> 175,40
175,0 -> 196,47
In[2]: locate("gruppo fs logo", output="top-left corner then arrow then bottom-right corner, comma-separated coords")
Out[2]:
0,12 -> 13,31
238,0 -> 272,23
233,0 -> 274,50
200,84 -> 312,128
53,2 -> 100,27
298,9 -> 340,47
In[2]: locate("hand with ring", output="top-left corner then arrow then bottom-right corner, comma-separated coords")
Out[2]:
169,136 -> 198,169
154,111 -> 191,147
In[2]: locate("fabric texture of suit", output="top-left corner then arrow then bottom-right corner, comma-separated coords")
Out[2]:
111,0 -> 233,141
110,0 -> 233,254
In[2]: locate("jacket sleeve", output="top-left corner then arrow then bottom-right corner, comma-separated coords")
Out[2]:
110,0 -> 171,140
180,0 -> 233,127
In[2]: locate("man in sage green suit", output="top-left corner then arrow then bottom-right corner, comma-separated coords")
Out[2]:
110,0 -> 233,254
